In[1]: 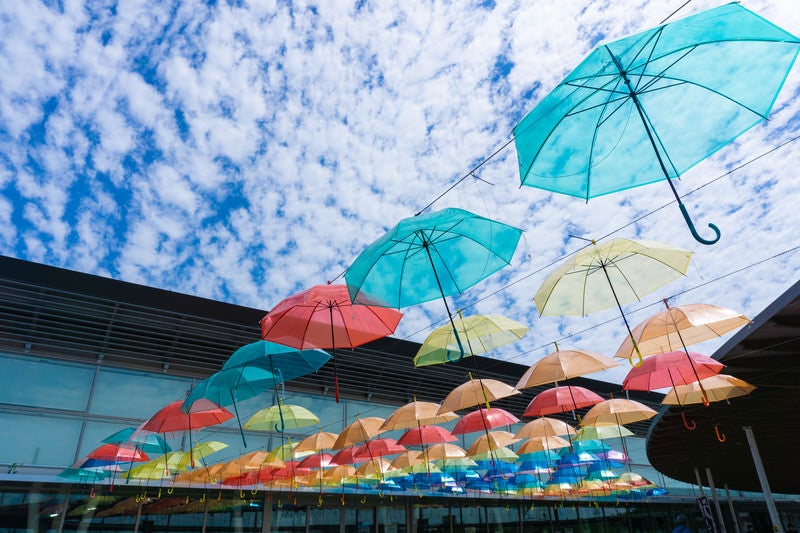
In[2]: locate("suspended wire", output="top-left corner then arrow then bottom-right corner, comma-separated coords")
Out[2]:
659,0 -> 693,25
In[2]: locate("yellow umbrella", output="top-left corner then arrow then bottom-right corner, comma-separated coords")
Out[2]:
333,417 -> 385,449
662,374 -> 755,405
471,446 -> 518,463
185,441 -> 228,467
380,400 -> 458,431
581,399 -> 658,427
516,345 -> 619,388
514,417 -> 577,439
516,435 -> 571,455
414,313 -> 529,367
534,238 -> 692,365
438,375 -> 519,414
244,403 -> 319,431
575,425 -> 634,440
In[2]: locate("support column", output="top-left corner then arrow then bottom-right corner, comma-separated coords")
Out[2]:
743,426 -> 784,533
706,468 -> 727,533
694,468 -> 706,496
261,494 -> 272,533
56,489 -> 70,533
724,484 -> 741,533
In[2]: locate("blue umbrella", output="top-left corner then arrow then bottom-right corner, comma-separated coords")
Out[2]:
514,3 -> 800,245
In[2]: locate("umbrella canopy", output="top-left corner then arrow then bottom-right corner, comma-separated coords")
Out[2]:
514,417 -> 577,439
615,302 -> 750,360
534,238 -> 691,364
438,377 -> 519,414
87,444 -> 148,463
381,401 -> 458,431
260,283 -> 402,402
294,431 -> 339,454
575,425 -> 634,441
354,438 -> 407,460
425,443 -> 467,461
102,428 -> 171,455
517,435 -> 572,455
333,417 -> 386,449
142,399 -> 233,433
523,386 -> 604,417
397,425 -> 457,446
222,340 -> 331,383
514,2 -> 800,244
662,374 -> 756,405
516,347 -> 619,389
414,313 -> 529,366
465,431 -> 520,456
390,450 -> 424,469
244,403 -> 319,431
330,446 -> 364,466
622,351 -> 724,391
452,407 -> 519,434
345,208 -> 522,358
297,453 -> 338,469
582,399 -> 658,427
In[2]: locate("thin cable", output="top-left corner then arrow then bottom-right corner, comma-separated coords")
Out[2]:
660,0 -> 692,24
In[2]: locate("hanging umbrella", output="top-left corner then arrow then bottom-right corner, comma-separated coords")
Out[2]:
514,417 -> 577,439
575,425 -> 634,441
582,399 -> 658,427
470,446 -> 518,463
534,238 -> 692,365
425,443 -> 467,461
438,376 -> 519,414
414,313 -> 529,367
615,302 -> 750,360
244,403 -> 319,431
222,340 -> 330,432
330,446 -> 365,466
622,350 -> 724,392
662,374 -> 755,405
345,207 -> 522,359
353,438 -> 407,460
517,435 -> 572,455
183,365 -> 277,447
381,400 -> 459,431
87,444 -> 148,463
452,407 -> 519,434
260,283 -> 402,402
397,425 -> 457,446
294,431 -> 339,455
516,345 -> 620,389
523,386 -> 604,418
465,431 -> 520,456
102,428 -> 171,455
390,450 -> 424,469
333,417 -> 385,449
514,2 -> 800,245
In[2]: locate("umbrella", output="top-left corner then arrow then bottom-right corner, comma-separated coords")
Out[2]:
414,313 -> 529,367
354,438 -> 407,460
380,400 -> 459,431
183,365 -> 277,446
581,399 -> 658,427
523,386 -> 604,418
452,407 -> 519,434
465,431 -> 520,456
662,373 -> 755,405
260,283 -> 402,402
514,417 -> 577,439
244,403 -> 319,431
615,302 -> 750,360
87,443 -> 148,463
534,238 -> 692,364
514,2 -> 800,245
622,350 -> 724,393
223,340 -> 330,431
517,436 -> 572,455
102,428 -> 171,455
438,376 -> 519,414
575,425 -> 634,441
333,417 -> 385,449
294,431 -> 339,454
345,207 -> 522,359
390,450 -> 424,469
397,425 -> 457,446
516,345 -> 619,389
425,443 -> 467,461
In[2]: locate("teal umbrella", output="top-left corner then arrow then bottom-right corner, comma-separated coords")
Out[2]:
345,208 -> 522,358
183,365 -> 278,447
102,427 -> 171,454
221,340 -> 331,432
514,3 -> 800,245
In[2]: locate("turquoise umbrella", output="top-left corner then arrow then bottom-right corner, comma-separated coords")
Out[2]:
345,208 -> 522,357
514,3 -> 800,245
102,427 -> 171,454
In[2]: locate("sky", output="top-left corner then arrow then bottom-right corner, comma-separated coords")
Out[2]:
2,0 -> 800,385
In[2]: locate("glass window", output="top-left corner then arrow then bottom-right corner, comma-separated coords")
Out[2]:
0,412 -> 83,466
90,367 -> 193,419
0,354 -> 94,410
76,420 -> 145,460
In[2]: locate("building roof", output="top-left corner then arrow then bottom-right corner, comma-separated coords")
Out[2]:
0,255 -> 661,434
646,278 -> 800,494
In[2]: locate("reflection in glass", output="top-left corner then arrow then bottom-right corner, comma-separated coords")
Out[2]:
91,367 -> 193,419
0,412 -> 83,466
0,354 -> 94,410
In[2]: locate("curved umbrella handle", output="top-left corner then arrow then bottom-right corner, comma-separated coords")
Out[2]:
446,349 -> 464,363
714,424 -> 727,443
680,204 -> 721,246
681,412 -> 697,431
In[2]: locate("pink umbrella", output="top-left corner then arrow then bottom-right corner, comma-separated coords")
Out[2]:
622,351 -> 723,391
452,407 -> 519,434
523,386 -> 604,418
353,438 -> 406,461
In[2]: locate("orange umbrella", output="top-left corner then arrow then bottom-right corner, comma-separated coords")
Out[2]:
517,435 -> 571,455
294,431 -> 339,454
425,443 -> 467,460
662,374 -> 755,405
615,302 -> 750,360
514,417 -> 577,439
465,431 -> 520,456
523,386 -> 604,417
438,376 -> 519,414
381,400 -> 458,431
516,345 -> 619,388
333,417 -> 385,449
581,399 -> 657,427
390,450 -> 424,469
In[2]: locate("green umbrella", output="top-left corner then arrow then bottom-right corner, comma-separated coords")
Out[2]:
514,3 -> 800,245
345,208 -> 522,359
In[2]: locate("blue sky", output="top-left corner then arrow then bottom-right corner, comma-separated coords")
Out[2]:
2,0 -> 800,384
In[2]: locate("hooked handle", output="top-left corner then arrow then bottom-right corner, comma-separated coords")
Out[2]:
714,424 -> 727,443
681,412 -> 697,431
680,204 -> 721,246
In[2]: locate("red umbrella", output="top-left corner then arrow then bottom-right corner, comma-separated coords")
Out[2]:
297,453 -> 338,469
353,438 -> 406,460
523,386 -> 604,418
141,399 -> 233,433
87,444 -> 148,463
260,284 -> 403,402
397,425 -> 457,446
622,351 -> 724,391
452,407 -> 519,434
270,460 -> 313,480
330,446 -> 364,465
